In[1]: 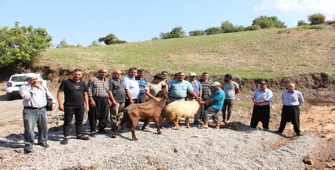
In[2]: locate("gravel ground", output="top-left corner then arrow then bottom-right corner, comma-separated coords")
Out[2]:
0,117 -> 320,170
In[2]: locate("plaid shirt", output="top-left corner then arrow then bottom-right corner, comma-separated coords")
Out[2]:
19,84 -> 56,108
87,76 -> 110,97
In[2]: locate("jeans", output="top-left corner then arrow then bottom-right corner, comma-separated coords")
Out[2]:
63,105 -> 84,137
23,107 -> 48,145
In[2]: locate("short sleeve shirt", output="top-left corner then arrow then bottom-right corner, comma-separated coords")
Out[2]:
168,79 -> 194,98
208,89 -> 225,110
122,75 -> 140,99
145,81 -> 166,96
59,79 -> 87,106
135,76 -> 147,94
222,81 -> 239,99
198,79 -> 213,99
109,78 -> 126,103
188,80 -> 202,96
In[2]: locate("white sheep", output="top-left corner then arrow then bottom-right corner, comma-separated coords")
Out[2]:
163,100 -> 200,130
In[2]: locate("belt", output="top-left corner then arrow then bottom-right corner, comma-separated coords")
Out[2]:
169,96 -> 184,99
24,106 -> 45,110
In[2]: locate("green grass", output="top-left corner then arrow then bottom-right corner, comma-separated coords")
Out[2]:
41,27 -> 335,78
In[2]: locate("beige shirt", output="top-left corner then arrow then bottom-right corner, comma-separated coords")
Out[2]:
145,81 -> 166,96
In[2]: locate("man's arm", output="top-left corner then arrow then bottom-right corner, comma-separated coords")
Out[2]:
235,88 -> 240,94
83,91 -> 89,112
87,79 -> 96,107
125,89 -> 134,104
199,98 -> 216,105
57,89 -> 64,111
108,91 -> 116,106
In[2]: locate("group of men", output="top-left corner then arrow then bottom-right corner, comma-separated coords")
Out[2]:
19,68 -> 304,153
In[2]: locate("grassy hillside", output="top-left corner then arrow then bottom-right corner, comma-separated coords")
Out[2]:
41,27 -> 335,78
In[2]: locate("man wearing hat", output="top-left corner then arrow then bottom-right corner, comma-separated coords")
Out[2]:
187,72 -> 202,124
198,82 -> 225,129
221,74 -> 239,123
250,81 -> 273,130
19,73 -> 56,153
145,74 -> 168,128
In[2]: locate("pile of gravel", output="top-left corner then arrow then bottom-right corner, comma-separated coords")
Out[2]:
0,118 -> 320,169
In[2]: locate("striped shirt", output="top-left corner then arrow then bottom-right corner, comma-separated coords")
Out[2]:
282,90 -> 304,106
19,84 -> 56,108
87,76 -> 110,97
198,79 -> 213,99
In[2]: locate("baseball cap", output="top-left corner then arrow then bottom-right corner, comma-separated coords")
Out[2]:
260,81 -> 268,84
25,73 -> 38,79
189,72 -> 197,76
211,82 -> 221,86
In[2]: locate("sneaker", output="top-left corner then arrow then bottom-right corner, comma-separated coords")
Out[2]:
60,138 -> 69,145
38,142 -> 50,148
76,136 -> 90,140
24,144 -> 33,153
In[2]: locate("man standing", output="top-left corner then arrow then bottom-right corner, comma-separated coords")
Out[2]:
19,73 -> 56,153
135,69 -> 147,103
57,69 -> 90,145
276,83 -> 304,136
198,82 -> 225,129
221,74 -> 239,123
122,67 -> 140,107
187,72 -> 202,124
198,72 -> 213,122
250,81 -> 273,130
87,68 -> 112,136
109,70 -> 126,131
168,72 -> 200,103
161,71 -> 169,83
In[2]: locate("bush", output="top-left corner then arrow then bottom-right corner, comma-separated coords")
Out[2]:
0,22 -> 52,69
245,25 -> 261,31
204,27 -> 222,35
332,23 -> 335,27
160,26 -> 186,39
308,13 -> 326,25
252,15 -> 286,28
189,30 -> 205,36
302,25 -> 325,30
221,21 -> 235,33
99,34 -> 127,45
297,20 -> 309,26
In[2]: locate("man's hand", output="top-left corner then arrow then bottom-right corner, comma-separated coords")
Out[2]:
198,101 -> 206,105
89,100 -> 96,107
59,104 -> 64,111
51,106 -> 56,111
85,106 -> 89,112
129,99 -> 134,104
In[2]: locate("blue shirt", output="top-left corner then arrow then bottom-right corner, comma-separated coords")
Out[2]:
168,79 -> 193,98
282,90 -> 304,106
208,89 -> 225,110
135,76 -> 147,94
188,80 -> 202,96
252,88 -> 273,106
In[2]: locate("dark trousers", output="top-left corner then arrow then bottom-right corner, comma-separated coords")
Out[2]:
125,98 -> 139,108
23,107 -> 48,145
63,105 -> 84,137
222,99 -> 234,121
200,98 -> 210,120
250,105 -> 270,129
278,105 -> 300,134
88,96 -> 109,132
138,93 -> 146,103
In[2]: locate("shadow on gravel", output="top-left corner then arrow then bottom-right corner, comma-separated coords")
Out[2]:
220,121 -> 257,133
0,134 -> 25,149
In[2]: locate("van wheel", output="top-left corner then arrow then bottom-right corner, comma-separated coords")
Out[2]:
7,94 -> 13,100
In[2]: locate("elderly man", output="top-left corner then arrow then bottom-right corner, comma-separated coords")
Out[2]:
250,81 -> 273,130
57,69 -> 90,145
109,70 -> 126,131
168,72 -> 200,104
122,67 -> 140,107
276,83 -> 304,136
198,82 -> 225,129
221,74 -> 239,123
187,72 -> 202,123
135,69 -> 147,103
87,68 -> 112,136
198,72 -> 213,122
19,73 -> 56,153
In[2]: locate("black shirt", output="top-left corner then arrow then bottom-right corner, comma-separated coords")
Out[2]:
59,79 -> 87,106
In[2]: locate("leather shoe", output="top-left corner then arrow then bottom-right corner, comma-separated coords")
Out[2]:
296,132 -> 303,136
38,142 -> 50,148
24,144 -> 33,153
98,130 -> 110,134
60,138 -> 69,145
76,136 -> 89,140
274,130 -> 283,134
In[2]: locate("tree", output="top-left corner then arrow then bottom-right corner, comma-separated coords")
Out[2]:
308,13 -> 326,25
159,26 -> 186,39
252,16 -> 286,28
98,34 -> 127,45
189,30 -> 205,36
221,21 -> 235,33
56,39 -> 69,48
204,27 -> 222,35
90,40 -> 102,46
0,21 -> 52,68
297,20 -> 309,26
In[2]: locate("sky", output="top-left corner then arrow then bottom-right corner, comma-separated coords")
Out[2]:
1,0 -> 334,47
